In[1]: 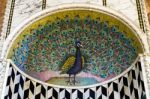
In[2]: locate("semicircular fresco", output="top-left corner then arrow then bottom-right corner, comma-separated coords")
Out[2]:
8,9 -> 142,86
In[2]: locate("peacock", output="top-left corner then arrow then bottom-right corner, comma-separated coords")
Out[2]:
60,40 -> 84,85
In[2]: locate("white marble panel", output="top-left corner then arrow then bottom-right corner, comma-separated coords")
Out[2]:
107,0 -> 139,27
46,0 -> 103,8
46,0 -> 62,7
10,0 -> 42,33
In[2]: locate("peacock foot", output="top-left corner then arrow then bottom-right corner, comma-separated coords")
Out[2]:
66,80 -> 73,85
72,80 -> 80,85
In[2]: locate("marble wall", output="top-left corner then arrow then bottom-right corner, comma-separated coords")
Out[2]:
107,0 -> 139,27
4,0 -> 145,35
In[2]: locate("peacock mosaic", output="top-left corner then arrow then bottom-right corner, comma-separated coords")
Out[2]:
8,10 -> 141,86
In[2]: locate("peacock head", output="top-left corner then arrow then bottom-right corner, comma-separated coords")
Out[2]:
75,39 -> 83,48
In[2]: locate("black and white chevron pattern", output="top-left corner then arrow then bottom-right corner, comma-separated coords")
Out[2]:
3,61 -> 146,99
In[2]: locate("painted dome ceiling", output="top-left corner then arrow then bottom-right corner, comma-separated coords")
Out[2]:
7,8 -> 143,86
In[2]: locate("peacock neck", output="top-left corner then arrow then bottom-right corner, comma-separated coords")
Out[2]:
76,47 -> 81,58
75,46 -> 82,69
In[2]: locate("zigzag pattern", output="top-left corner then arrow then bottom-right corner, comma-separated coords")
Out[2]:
4,61 -> 145,99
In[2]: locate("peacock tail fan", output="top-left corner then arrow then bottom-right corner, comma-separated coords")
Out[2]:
12,15 -> 138,78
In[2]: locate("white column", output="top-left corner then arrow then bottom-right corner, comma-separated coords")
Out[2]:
140,54 -> 150,98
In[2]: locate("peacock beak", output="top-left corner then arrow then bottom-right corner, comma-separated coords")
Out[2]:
77,43 -> 83,47
80,44 -> 83,47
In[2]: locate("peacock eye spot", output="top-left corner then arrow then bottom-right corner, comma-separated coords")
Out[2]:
57,22 -> 60,25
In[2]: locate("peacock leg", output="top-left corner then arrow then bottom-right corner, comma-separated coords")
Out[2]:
73,74 -> 76,85
66,74 -> 72,85
73,74 -> 80,85
69,74 -> 71,83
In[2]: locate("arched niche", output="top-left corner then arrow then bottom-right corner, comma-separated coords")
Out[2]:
1,4 -> 149,87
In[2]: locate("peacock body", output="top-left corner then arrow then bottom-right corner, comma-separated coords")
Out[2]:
61,40 -> 84,85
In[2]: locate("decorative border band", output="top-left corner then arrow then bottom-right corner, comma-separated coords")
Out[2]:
103,0 -> 107,6
136,0 -> 146,32
42,0 -> 46,10
5,0 -> 15,38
